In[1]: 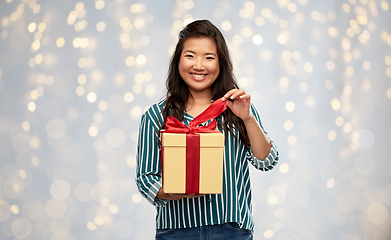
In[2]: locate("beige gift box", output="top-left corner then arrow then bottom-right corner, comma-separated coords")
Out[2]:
161,132 -> 224,194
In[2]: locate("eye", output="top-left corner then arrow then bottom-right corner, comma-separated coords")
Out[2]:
206,56 -> 215,60
184,54 -> 194,58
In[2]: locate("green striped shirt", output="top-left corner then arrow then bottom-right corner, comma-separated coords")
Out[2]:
136,99 -> 279,231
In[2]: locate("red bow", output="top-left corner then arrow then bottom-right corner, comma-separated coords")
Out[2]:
165,98 -> 227,133
161,97 -> 227,194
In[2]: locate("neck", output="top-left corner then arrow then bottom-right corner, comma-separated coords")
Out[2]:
187,89 -> 212,107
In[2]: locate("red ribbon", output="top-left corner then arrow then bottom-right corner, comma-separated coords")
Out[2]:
165,98 -> 227,134
162,98 -> 227,194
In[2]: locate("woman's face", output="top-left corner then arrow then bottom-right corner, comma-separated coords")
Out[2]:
178,37 -> 220,96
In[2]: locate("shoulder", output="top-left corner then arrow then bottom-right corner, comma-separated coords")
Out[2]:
144,99 -> 165,117
141,99 -> 166,130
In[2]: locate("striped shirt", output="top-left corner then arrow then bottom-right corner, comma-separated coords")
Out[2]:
136,99 -> 279,231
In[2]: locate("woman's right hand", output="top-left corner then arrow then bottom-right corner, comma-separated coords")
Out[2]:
156,188 -> 205,200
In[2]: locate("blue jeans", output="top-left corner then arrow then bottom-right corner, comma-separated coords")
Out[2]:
155,223 -> 253,240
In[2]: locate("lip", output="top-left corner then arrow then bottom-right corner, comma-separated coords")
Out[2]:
190,73 -> 208,81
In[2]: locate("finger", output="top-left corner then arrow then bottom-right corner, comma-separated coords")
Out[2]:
229,90 -> 246,100
188,194 -> 204,198
194,194 -> 205,197
239,94 -> 251,101
222,89 -> 239,101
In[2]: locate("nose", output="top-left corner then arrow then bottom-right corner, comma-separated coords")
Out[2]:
193,58 -> 204,71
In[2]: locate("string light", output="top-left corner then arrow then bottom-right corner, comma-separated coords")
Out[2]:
0,1 -> 389,239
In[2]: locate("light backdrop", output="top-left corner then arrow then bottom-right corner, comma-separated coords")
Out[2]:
0,0 -> 391,239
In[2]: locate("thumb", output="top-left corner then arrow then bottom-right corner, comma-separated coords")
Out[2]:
225,100 -> 233,110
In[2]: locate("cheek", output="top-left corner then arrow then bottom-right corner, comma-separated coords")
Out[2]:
178,61 -> 188,80
178,61 -> 185,75
210,62 -> 220,75
178,60 -> 183,71
179,58 -> 191,70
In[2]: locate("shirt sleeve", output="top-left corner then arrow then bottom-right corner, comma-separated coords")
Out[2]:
245,104 -> 279,171
135,112 -> 169,207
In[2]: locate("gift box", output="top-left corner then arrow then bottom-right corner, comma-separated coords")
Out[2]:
160,98 -> 227,194
162,132 -> 224,194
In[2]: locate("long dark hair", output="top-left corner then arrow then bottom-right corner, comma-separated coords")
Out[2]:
160,20 -> 250,147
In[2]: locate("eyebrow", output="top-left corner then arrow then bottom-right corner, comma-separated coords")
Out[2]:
183,50 -> 217,57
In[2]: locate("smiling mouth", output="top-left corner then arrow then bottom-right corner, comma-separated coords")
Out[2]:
191,73 -> 207,79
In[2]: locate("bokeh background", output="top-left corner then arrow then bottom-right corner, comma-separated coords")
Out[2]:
0,0 -> 391,239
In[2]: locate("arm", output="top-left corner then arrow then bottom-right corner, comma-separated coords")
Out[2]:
246,104 -> 279,170
242,114 -> 271,160
135,113 -> 168,207
222,89 -> 279,169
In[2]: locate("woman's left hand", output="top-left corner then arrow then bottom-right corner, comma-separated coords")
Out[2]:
221,89 -> 252,122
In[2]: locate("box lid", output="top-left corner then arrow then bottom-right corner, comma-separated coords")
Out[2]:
162,132 -> 224,147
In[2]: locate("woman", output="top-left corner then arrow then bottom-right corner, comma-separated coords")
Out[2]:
136,20 -> 279,239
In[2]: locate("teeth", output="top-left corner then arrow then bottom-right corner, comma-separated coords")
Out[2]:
192,74 -> 206,78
